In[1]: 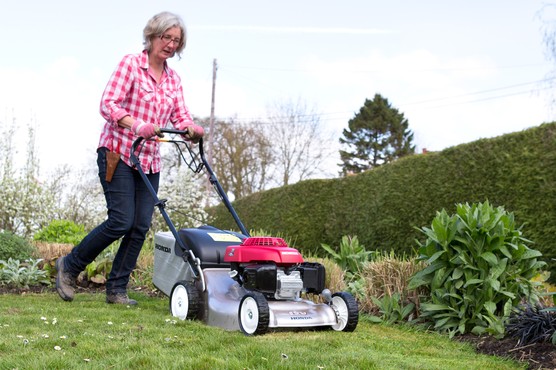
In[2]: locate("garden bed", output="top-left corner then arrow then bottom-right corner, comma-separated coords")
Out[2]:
456,333 -> 556,369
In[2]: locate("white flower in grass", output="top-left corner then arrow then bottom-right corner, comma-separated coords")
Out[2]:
40,317 -> 47,321
41,334 -> 49,338
52,318 -> 57,325
54,346 -> 61,351
16,335 -> 23,338
84,359 -> 91,362
77,319 -> 84,323
60,336 -> 67,339
107,321 -> 113,325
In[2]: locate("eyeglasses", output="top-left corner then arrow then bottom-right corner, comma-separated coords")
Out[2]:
159,34 -> 181,46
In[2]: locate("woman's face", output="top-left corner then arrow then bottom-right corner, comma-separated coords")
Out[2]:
151,26 -> 182,61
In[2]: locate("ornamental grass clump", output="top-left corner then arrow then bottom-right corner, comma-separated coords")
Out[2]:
363,251 -> 424,315
506,303 -> 556,345
409,201 -> 546,337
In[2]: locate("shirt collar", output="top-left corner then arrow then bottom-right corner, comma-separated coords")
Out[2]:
140,50 -> 173,78
140,50 -> 150,70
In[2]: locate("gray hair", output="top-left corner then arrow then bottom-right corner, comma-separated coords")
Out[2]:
143,11 -> 187,59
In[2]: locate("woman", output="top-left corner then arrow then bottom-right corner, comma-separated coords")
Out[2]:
56,11 -> 203,305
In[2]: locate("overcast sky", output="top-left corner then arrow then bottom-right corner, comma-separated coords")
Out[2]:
0,0 -> 554,176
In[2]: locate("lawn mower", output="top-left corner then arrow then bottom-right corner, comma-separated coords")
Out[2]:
131,128 -> 358,335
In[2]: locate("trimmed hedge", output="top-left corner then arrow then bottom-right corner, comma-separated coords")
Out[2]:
209,122 -> 556,280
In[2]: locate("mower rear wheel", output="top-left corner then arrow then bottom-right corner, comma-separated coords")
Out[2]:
331,291 -> 359,332
238,291 -> 269,335
170,280 -> 200,320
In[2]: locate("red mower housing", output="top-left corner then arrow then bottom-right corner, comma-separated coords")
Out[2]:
224,237 -> 304,266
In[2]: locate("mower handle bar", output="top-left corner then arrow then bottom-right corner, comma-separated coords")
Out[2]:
130,126 -> 249,237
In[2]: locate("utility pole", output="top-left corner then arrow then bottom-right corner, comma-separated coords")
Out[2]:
206,58 -> 217,206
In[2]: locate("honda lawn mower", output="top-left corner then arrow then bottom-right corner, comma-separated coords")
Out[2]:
131,128 -> 358,335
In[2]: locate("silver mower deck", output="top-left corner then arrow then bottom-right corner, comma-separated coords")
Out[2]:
153,230 -> 354,333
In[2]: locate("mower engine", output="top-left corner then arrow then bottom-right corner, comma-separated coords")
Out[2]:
224,237 -> 326,300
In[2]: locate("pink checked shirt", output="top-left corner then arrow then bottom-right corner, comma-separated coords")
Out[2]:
98,50 -> 194,173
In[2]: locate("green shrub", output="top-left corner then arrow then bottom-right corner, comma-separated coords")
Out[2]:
0,232 -> 36,260
321,235 -> 373,300
321,235 -> 372,278
33,219 -> 87,245
82,255 -> 113,285
0,258 -> 49,288
409,201 -> 546,338
369,292 -> 416,324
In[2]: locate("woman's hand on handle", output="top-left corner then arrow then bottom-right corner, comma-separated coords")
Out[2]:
131,120 -> 160,139
183,125 -> 204,144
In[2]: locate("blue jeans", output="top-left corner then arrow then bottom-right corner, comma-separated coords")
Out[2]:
64,147 -> 159,294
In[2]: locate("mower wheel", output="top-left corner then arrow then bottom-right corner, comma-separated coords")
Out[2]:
238,291 -> 269,335
170,280 -> 200,320
330,291 -> 359,332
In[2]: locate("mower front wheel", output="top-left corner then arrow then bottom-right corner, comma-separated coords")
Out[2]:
170,280 -> 201,320
238,291 -> 269,335
330,291 -> 359,332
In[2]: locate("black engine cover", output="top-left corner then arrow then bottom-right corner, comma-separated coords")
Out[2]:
296,262 -> 326,294
241,264 -> 277,293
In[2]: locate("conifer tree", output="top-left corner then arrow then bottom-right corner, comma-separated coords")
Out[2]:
339,94 -> 415,175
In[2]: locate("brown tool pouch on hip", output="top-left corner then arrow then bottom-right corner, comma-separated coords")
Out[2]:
105,151 -> 121,183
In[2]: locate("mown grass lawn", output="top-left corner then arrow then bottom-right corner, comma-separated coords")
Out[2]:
0,292 -> 524,369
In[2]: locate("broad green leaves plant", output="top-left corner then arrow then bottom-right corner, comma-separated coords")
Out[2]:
84,256 -> 113,284
321,235 -> 372,276
409,201 -> 546,338
321,235 -> 373,300
33,219 -> 87,245
370,292 -> 416,324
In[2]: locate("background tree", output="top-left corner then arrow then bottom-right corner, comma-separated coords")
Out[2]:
19,125 -> 57,236
0,117 -> 57,237
539,3 -> 556,110
339,94 -> 415,175
265,98 -> 334,186
0,115 -> 17,233
153,162 -> 208,231
209,118 -> 273,200
47,164 -> 105,230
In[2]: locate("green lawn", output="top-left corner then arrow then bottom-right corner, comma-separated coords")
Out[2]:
0,292 -> 524,369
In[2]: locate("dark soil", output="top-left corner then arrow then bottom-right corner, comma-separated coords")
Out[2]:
1,285 -> 555,369
455,333 -> 556,369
